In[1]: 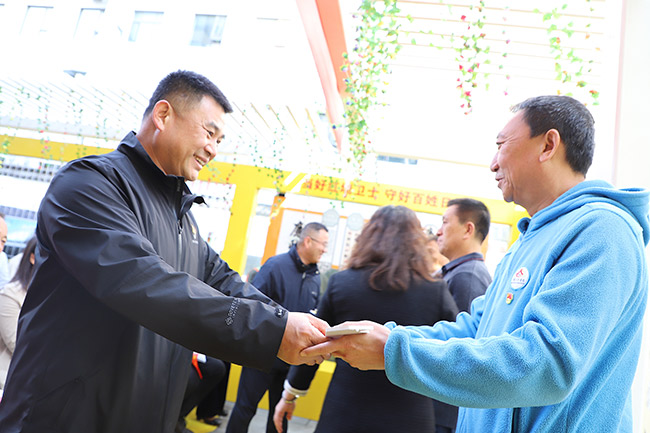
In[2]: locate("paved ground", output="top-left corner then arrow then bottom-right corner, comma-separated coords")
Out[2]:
185,400 -> 317,433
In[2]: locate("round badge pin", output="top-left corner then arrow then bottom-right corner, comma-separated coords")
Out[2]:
510,267 -> 529,290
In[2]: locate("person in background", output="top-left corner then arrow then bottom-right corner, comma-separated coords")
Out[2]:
274,206 -> 459,433
0,70 -> 328,433
0,214 -> 10,288
302,95 -> 649,432
176,354 -> 227,432
425,231 -> 448,275
436,198 -> 492,313
433,198 -> 492,432
246,267 -> 259,283
0,236 -> 37,390
227,222 -> 329,433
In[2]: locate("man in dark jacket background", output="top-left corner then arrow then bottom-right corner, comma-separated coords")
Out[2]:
227,222 -> 329,433
434,197 -> 492,433
0,70 -> 328,433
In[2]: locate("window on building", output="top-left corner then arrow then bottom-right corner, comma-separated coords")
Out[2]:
128,11 -> 163,43
190,14 -> 227,46
74,8 -> 105,39
21,5 -> 53,37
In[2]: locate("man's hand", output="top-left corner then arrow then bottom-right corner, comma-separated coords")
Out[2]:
300,320 -> 389,370
277,312 -> 329,365
273,393 -> 296,433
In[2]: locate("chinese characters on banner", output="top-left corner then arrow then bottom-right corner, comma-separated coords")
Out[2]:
299,176 -> 452,214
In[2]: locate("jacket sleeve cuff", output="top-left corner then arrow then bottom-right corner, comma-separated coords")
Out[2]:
283,379 -> 309,397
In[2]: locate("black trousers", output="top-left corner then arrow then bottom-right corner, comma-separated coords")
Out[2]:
179,356 -> 227,420
225,359 -> 289,433
212,361 -> 231,416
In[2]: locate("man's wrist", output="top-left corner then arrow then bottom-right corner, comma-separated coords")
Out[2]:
282,390 -> 298,403
282,379 -> 309,398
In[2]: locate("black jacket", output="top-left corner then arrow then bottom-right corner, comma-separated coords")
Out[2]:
252,245 -> 320,313
0,132 -> 287,433
286,268 -> 459,433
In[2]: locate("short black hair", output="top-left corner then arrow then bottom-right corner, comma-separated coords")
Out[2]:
143,70 -> 233,118
300,222 -> 328,242
447,198 -> 491,243
512,95 -> 595,175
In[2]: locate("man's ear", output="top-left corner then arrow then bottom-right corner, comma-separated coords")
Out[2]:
540,129 -> 561,163
151,100 -> 173,131
465,221 -> 476,239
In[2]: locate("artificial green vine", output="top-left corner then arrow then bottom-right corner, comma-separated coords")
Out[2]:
341,0 -> 601,163
451,0 -> 490,114
449,1 -> 599,111
341,0 -> 406,174
535,4 -> 600,104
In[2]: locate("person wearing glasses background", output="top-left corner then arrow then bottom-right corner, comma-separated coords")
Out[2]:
227,222 -> 329,433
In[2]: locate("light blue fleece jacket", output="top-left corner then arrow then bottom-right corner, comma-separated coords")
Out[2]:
385,180 -> 649,432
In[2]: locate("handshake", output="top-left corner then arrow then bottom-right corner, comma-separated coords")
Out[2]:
276,312 -> 390,371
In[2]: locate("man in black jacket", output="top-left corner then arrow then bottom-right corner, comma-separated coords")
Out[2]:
0,70 -> 328,433
434,197 -> 492,433
227,222 -> 329,433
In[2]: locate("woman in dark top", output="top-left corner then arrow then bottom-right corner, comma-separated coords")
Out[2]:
273,205 -> 459,433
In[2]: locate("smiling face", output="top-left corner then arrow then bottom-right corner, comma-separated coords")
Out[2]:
152,95 -> 226,181
490,111 -> 543,208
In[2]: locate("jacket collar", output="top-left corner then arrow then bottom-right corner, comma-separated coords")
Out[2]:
441,252 -> 484,276
118,132 -> 204,218
288,245 -> 319,275
118,132 -> 173,180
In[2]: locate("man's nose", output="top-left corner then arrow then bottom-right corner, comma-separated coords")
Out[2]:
490,153 -> 499,172
205,142 -> 217,160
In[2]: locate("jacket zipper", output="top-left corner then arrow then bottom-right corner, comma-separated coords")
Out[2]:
511,407 -> 519,433
176,179 -> 183,270
177,219 -> 183,270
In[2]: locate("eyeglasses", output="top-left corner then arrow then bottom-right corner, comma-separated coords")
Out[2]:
309,237 -> 328,249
